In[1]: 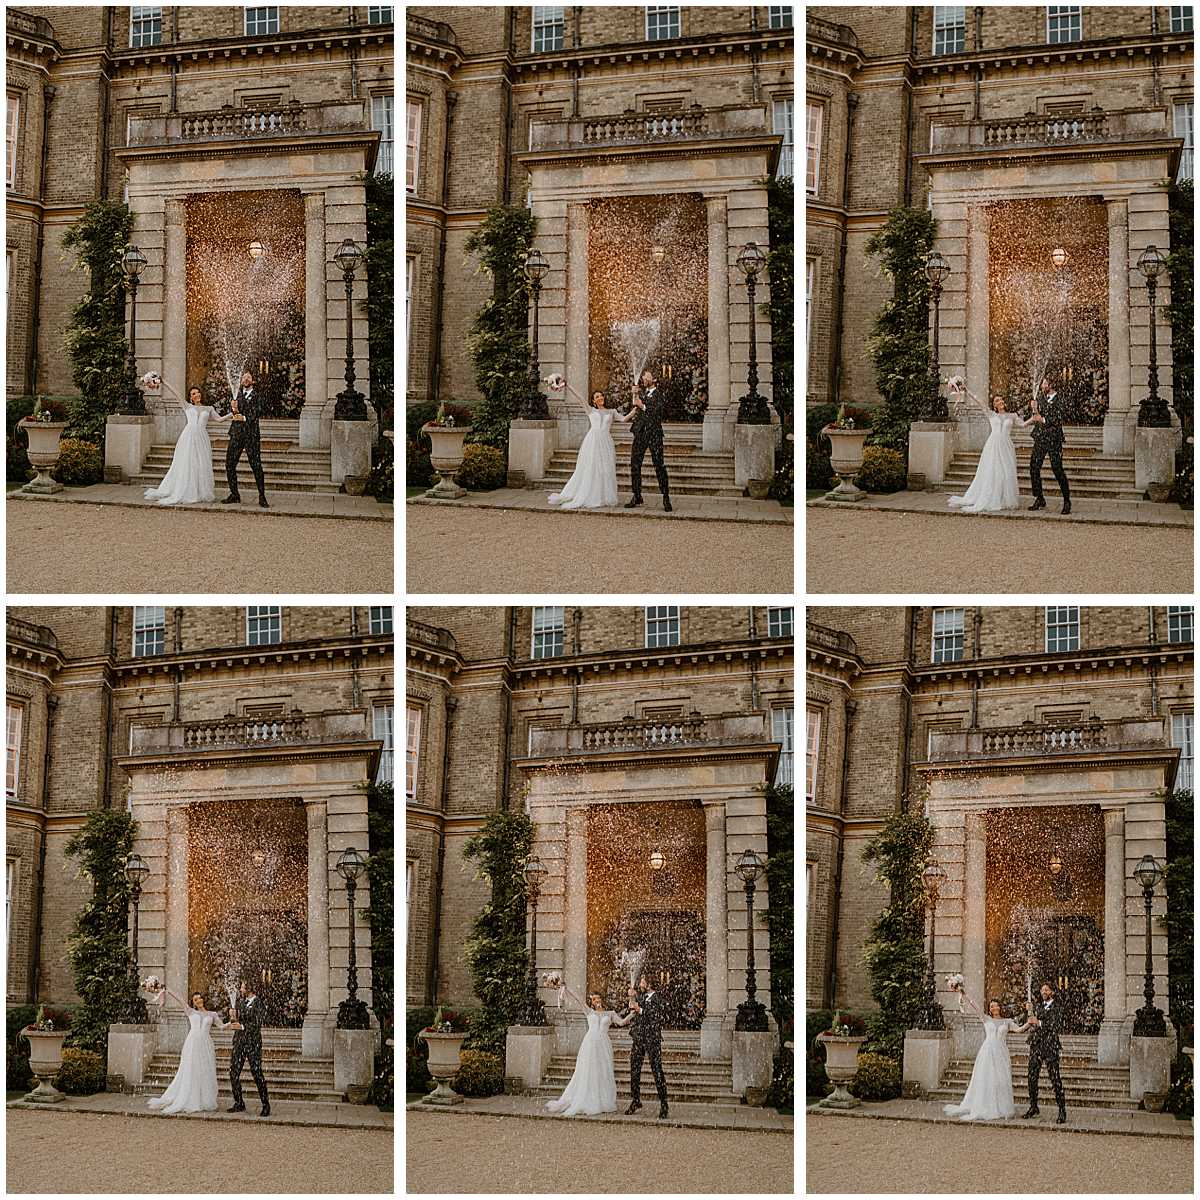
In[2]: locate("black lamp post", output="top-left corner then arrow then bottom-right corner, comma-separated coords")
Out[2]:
335,846 -> 371,1029
1131,853 -> 1167,1036
920,860 -> 947,1030
736,241 -> 770,424
1136,245 -> 1171,428
522,249 -> 550,419
333,238 -> 368,420
925,251 -> 951,421
733,848 -> 769,1031
123,853 -> 150,1023
122,245 -> 148,415
522,856 -> 549,1025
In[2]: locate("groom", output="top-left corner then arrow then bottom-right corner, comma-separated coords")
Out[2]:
624,972 -> 669,1119
624,369 -> 672,512
1028,376 -> 1071,515
227,978 -> 271,1116
222,369 -> 269,509
1022,981 -> 1067,1124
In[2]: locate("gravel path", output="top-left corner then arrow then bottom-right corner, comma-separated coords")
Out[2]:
6,1109 -> 393,1193
806,508 -> 1193,593
406,1111 -> 793,1194
407,508 -> 794,593
806,1115 -> 1193,1194
6,502 -> 393,593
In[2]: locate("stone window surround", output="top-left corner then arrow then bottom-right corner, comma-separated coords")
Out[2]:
406,95 -> 422,193
244,6 -> 281,38
130,5 -> 163,48
933,5 -> 966,56
6,92 -> 21,190
406,703 -> 423,798
805,97 -> 823,195
805,704 -> 821,800
6,698 -> 23,796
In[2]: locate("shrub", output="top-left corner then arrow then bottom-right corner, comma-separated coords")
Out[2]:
366,440 -> 394,502
806,1053 -> 833,1098
454,1049 -> 505,1097
52,438 -> 104,486
1166,1052 -> 1193,1118
806,441 -> 835,491
7,1047 -> 34,1091
7,396 -> 37,482
806,404 -> 838,440
368,1045 -> 395,1111
455,443 -> 507,491
806,1009 -> 835,1098
407,438 -> 434,489
856,446 -> 907,493
56,1047 -> 106,1095
852,1052 -> 901,1101
769,438 -> 794,504
766,1050 -> 795,1112
406,1046 -> 433,1094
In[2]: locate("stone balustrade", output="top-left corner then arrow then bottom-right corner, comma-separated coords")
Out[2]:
529,103 -> 770,150
129,100 -> 368,146
805,621 -> 857,656
128,710 -> 370,755
182,713 -> 309,748
805,15 -> 858,47
928,716 -> 1169,761
406,12 -> 457,45
181,102 -> 306,139
6,616 -> 57,649
6,9 -> 55,40
405,618 -> 457,653
528,712 -> 768,756
580,713 -> 707,749
930,107 -> 1172,154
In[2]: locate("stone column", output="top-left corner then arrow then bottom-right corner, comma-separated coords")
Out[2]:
160,199 -> 187,446
562,203 -> 590,449
701,800 -> 728,1060
704,195 -> 731,452
163,807 -> 189,1053
963,209 -> 991,451
962,812 -> 986,1005
301,191 -> 329,449
1098,805 -> 1127,1064
302,799 -> 331,1057
1103,198 -> 1133,455
561,808 -> 588,1054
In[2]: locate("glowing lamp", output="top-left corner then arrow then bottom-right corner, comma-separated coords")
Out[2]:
650,244 -> 666,264
336,845 -> 367,883
251,850 -> 266,866
734,847 -> 764,883
122,244 -> 148,279
649,849 -> 666,872
1051,247 -> 1068,269
248,240 -> 265,261
1049,851 -> 1063,876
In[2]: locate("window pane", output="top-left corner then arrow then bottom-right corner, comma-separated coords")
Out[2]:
768,6 -> 792,29
768,607 -> 793,638
406,98 -> 421,192
1045,605 -> 1080,652
372,93 -> 393,177
133,605 -> 166,656
368,5 -> 393,24
932,608 -> 965,663
1047,5 -> 1081,44
406,707 -> 422,797
532,606 -> 565,658
532,5 -> 565,52
131,6 -> 163,47
806,101 -> 822,194
245,6 -> 279,36
772,706 -> 794,787
6,702 -> 22,795
646,6 -> 680,40
773,97 -> 793,179
1172,712 -> 1193,792
1167,605 -> 1193,644
374,703 -> 394,783
1175,100 -> 1193,182
933,6 -> 966,54
805,707 -> 820,799
645,605 -> 680,647
246,605 -> 281,645
7,96 -> 19,189
369,606 -> 393,635
1171,6 -> 1193,33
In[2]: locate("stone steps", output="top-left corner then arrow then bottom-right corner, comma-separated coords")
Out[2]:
542,452 -> 742,497
135,1045 -> 341,1102
929,1049 -> 1139,1111
131,442 -> 340,494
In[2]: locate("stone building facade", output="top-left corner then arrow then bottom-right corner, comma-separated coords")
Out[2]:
806,605 -> 1193,1065
405,4 -> 793,455
6,605 -> 393,1057
6,5 -> 393,451
406,604 -> 793,1058
806,5 -> 1192,456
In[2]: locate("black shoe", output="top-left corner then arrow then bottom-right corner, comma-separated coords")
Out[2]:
1028,498 -> 1046,511
658,1104 -> 669,1120
1060,502 -> 1071,515
624,1101 -> 641,1114
227,1104 -> 246,1113
221,494 -> 241,505
261,1105 -> 271,1117
1056,1110 -> 1066,1124
662,498 -> 672,512
258,495 -> 269,509
624,497 -> 643,509
1021,1107 -> 1039,1119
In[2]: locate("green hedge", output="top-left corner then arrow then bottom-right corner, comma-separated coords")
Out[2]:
52,438 -> 104,486
856,446 -> 907,493
455,443 -> 507,491
56,1047 -> 106,1095
851,1052 -> 901,1101
454,1049 -> 504,1097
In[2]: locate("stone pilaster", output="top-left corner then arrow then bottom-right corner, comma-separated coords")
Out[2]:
161,199 -> 187,445
1104,198 -> 1133,455
302,799 -> 331,1057
701,800 -> 728,1060
962,812 -> 986,1007
163,806 -> 188,1053
704,195 -> 731,451
301,191 -> 329,449
1099,805 -> 1126,1064
962,208 -> 991,451
561,203 -> 591,449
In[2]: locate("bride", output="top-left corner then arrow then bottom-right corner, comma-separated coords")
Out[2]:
943,988 -> 1033,1121
142,375 -> 233,505
545,984 -> 634,1116
146,984 -> 230,1115
546,376 -> 634,510
946,380 -> 1038,513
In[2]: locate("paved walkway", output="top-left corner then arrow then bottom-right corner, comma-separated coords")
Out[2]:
7,1090 -> 392,1129
7,1106 -> 393,1194
408,1092 -> 792,1132
806,1111 -> 1192,1194
408,1107 -> 792,1194
808,1097 -> 1190,1138
10,483 -> 391,521
7,496 -> 394,593
809,489 -> 1193,528
410,487 -> 792,525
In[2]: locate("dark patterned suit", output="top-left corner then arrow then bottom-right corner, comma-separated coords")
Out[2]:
225,386 -> 267,502
229,992 -> 270,1110
629,384 -> 671,504
1026,995 -> 1067,1117
1029,390 -> 1071,507
627,988 -> 669,1109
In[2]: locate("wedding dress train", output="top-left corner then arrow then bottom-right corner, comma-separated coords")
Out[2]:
948,411 -> 1021,513
548,407 -> 620,510
942,1015 -> 1020,1121
147,999 -> 228,1115
545,1008 -> 619,1116
144,388 -> 227,505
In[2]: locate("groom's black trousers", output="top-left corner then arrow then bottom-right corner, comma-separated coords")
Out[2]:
631,432 -> 670,501
1029,441 -> 1070,504
229,1038 -> 270,1108
629,1037 -> 668,1105
226,429 -> 266,499
1027,1048 -> 1066,1113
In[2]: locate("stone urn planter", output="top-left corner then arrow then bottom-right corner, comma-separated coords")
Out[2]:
417,1029 -> 467,1105
422,423 -> 472,500
20,419 -> 69,494
747,478 -> 772,500
815,1033 -> 867,1108
22,1029 -> 68,1103
821,427 -> 870,502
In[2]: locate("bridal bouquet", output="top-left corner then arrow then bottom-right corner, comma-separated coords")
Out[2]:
539,972 -> 563,989
945,973 -> 965,993
945,374 -> 966,395
142,974 -> 166,1006
140,370 -> 162,390
544,373 -> 566,393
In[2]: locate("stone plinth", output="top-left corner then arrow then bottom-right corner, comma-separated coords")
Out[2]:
908,422 -> 958,487
1129,1033 -> 1172,1103
1134,426 -> 1181,495
331,419 -> 373,485
505,1024 -> 557,1091
106,1023 -> 158,1089
731,1030 -> 774,1102
903,1028 -> 954,1093
333,1028 -> 375,1096
734,422 -> 778,488
508,419 -> 559,484
104,414 -> 156,482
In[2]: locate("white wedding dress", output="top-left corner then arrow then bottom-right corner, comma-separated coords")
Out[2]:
546,993 -> 630,1116
948,411 -> 1023,513
548,403 -> 628,510
147,999 -> 228,1115
144,389 -> 227,506
943,1016 -> 1021,1121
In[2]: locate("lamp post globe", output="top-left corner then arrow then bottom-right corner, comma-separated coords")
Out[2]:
521,856 -> 549,1026
649,849 -> 666,872
335,846 -> 371,1030
248,240 -> 265,262
733,848 -> 769,1032
1131,854 -> 1167,1037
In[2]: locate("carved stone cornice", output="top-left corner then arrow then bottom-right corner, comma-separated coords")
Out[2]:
111,634 -> 391,678
915,642 -> 1191,684
511,637 -> 791,681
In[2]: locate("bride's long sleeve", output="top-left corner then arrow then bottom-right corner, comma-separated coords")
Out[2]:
561,985 -> 590,1014
610,1010 -> 633,1027
959,387 -> 991,417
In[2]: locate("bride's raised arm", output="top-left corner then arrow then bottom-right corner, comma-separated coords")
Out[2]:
956,384 -> 991,417
610,1007 -> 634,1026
560,984 -> 591,1014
